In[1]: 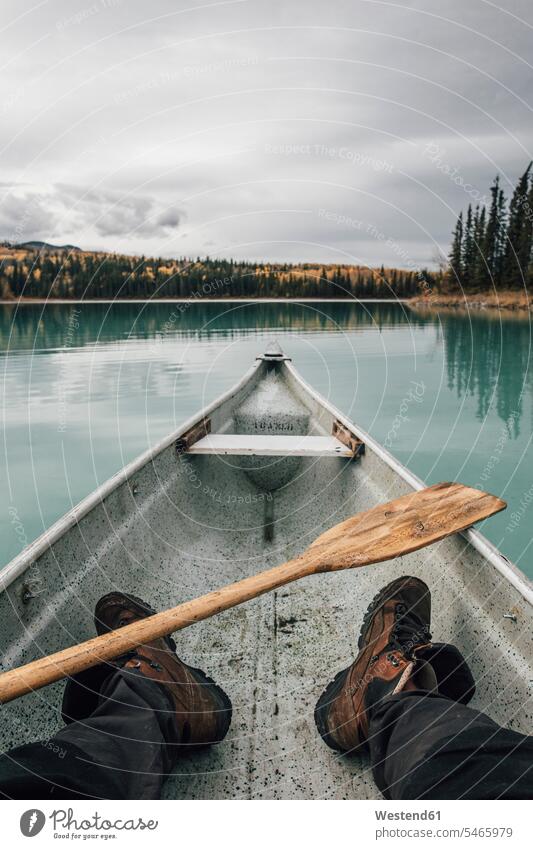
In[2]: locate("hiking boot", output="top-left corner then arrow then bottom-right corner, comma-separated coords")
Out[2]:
314,575 -> 474,754
90,591 -> 232,747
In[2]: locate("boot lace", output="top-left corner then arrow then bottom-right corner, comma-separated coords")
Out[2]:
388,602 -> 431,658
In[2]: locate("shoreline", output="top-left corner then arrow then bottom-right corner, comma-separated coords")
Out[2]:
0,293 -> 531,311
408,291 -> 532,312
0,297 -> 408,305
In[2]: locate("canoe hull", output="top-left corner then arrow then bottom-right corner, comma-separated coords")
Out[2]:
0,352 -> 531,799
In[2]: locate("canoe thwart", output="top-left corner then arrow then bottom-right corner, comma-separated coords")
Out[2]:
332,419 -> 365,458
187,433 -> 354,457
175,417 -> 211,454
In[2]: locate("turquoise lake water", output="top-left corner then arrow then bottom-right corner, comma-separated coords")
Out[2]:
1,301 -> 532,578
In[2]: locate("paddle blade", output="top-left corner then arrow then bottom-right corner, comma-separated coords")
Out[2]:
308,482 -> 506,572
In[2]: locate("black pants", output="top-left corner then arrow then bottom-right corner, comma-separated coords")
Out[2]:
0,672 -> 531,799
0,668 -> 179,800
368,691 -> 532,799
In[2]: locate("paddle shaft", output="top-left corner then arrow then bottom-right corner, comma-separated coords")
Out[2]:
0,554 -> 313,705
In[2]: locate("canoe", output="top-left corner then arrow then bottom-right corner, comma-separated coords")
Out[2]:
1,342 -> 532,799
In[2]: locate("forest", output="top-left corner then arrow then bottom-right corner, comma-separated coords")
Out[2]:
0,250 -> 433,301
447,163 -> 533,291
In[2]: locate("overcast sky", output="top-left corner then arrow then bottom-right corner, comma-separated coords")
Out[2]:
1,0 -> 532,267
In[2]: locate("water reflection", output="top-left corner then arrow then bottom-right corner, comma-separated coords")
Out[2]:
0,301 -> 430,349
440,310 -> 532,430
2,302 -> 531,429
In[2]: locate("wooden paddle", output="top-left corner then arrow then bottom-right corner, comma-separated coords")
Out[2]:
0,482 -> 505,705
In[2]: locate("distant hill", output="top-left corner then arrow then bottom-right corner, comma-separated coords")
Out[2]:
15,240 -> 82,252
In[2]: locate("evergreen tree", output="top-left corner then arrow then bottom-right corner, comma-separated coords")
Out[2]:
447,211 -> 464,289
502,163 -> 532,288
462,205 -> 475,290
472,205 -> 487,290
524,177 -> 533,288
483,176 -> 506,287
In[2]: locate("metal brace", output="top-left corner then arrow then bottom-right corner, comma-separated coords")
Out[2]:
332,419 -> 365,459
175,417 -> 211,454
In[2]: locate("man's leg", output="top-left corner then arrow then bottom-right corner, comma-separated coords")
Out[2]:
0,667 -> 179,800
315,575 -> 533,800
0,590 -> 232,800
367,690 -> 533,800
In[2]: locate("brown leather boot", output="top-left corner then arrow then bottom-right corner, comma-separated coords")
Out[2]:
314,575 -> 476,754
93,592 -> 232,747
315,575 -> 433,753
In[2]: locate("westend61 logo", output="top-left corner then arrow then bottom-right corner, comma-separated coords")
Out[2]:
19,808 -> 159,838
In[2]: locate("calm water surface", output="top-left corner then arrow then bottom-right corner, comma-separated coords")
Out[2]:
1,301 -> 532,577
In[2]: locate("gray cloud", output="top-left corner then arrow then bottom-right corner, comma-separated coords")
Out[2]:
0,0 -> 532,265
0,183 -> 183,243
